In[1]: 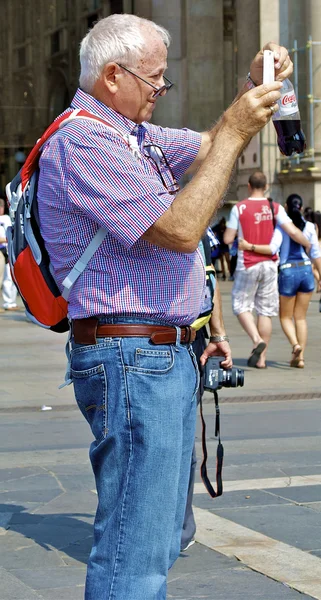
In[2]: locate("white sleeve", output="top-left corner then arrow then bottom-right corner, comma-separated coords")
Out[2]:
269,226 -> 283,255
305,222 -> 321,259
276,204 -> 291,225
226,205 -> 239,231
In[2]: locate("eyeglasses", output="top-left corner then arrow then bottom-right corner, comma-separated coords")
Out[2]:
143,144 -> 180,194
117,63 -> 174,98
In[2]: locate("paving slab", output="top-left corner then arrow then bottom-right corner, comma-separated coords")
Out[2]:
41,585 -> 85,600
0,534 -> 66,570
11,566 -> 87,590
2,472 -> 64,493
211,503 -> 321,552
0,568 -> 42,600
9,522 -> 93,551
31,490 -> 98,515
265,484 -> 321,504
306,502 -> 321,513
37,587 -> 85,600
0,467 -> 44,482
0,488 -> 62,504
193,488 -> 290,510
169,543 -> 313,600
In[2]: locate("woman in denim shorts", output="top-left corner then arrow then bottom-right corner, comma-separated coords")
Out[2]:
239,194 -> 321,368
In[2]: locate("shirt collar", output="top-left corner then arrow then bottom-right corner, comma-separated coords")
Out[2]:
248,196 -> 267,201
70,88 -> 147,137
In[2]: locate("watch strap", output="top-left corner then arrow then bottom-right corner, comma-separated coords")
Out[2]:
210,335 -> 230,343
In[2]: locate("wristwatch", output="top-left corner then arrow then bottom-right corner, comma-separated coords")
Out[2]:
251,244 -> 256,252
210,335 -> 230,343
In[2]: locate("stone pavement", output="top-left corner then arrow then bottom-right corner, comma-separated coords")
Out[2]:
1,284 -> 321,599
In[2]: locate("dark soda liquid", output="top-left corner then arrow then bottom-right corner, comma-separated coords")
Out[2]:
273,119 -> 306,156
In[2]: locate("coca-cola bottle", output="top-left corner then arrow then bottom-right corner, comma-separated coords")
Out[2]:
272,78 -> 306,156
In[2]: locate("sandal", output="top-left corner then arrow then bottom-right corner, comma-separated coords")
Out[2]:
290,357 -> 304,368
247,342 -> 266,367
292,344 -> 302,358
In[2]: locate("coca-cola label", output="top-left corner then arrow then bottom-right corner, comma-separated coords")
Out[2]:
278,90 -> 298,116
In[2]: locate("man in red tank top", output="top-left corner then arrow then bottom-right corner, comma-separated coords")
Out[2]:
224,172 -> 310,368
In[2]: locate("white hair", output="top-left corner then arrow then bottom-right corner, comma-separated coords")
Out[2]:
79,14 -> 171,93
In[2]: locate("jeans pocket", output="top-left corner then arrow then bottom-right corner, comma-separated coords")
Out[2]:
188,346 -> 200,399
71,363 -> 108,442
126,346 -> 175,374
279,270 -> 295,296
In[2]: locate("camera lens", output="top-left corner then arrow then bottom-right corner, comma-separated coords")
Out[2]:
222,367 -> 244,388
235,368 -> 244,388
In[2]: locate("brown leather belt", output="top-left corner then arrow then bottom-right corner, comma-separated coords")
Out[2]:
72,317 -> 196,346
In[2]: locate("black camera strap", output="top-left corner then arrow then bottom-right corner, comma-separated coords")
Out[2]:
199,389 -> 224,498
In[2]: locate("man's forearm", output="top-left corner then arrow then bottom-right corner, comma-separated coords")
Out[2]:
143,120 -> 247,253
313,257 -> 321,279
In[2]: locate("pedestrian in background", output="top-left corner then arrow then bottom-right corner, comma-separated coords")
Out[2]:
0,198 -> 18,311
212,217 -> 231,280
224,172 -> 310,369
36,12 -> 293,599
229,235 -> 238,280
239,193 -> 321,368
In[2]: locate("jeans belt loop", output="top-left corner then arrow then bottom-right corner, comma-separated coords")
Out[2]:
174,325 -> 181,349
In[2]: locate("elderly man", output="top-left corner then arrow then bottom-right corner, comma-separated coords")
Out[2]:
37,13 -> 292,600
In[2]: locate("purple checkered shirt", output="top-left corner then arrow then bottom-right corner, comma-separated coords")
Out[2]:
38,88 -> 205,325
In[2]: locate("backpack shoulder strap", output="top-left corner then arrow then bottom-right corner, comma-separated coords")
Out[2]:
20,111 -> 80,190
21,109 -> 124,188
61,228 -> 107,300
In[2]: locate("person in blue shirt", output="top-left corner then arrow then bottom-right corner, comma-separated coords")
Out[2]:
239,194 -> 321,368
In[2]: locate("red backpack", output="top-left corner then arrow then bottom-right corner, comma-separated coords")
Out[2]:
5,109 -> 121,332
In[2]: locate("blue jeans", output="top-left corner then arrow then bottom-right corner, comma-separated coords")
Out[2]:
70,317 -> 198,600
278,264 -> 315,296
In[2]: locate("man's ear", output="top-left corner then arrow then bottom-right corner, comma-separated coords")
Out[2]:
102,63 -> 120,95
